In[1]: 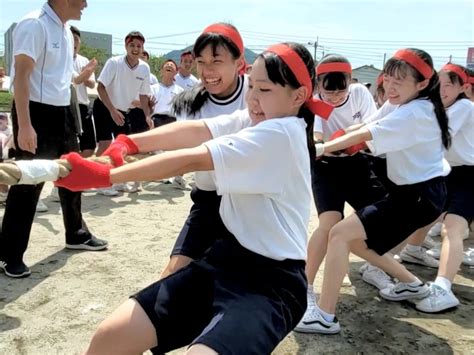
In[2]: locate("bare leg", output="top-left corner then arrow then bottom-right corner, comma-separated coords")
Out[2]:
186,344 -> 218,355
84,299 -> 157,355
306,211 -> 342,285
160,254 -> 193,279
437,214 -> 467,281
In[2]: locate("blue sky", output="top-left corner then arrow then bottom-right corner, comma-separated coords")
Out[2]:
1,0 -> 472,69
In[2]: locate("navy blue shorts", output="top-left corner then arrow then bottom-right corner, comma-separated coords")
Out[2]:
92,98 -> 130,142
171,187 -> 230,259
357,176 -> 447,255
445,165 -> 474,222
311,154 -> 386,216
78,104 -> 96,151
133,236 -> 307,354
128,107 -> 149,134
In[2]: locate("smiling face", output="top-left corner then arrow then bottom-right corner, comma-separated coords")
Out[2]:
180,54 -> 194,75
125,39 -> 144,63
246,57 -> 303,126
161,61 -> 178,85
382,68 -> 428,105
439,71 -> 464,107
195,44 -> 242,97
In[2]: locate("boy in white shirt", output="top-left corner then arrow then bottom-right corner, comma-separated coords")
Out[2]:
174,51 -> 200,90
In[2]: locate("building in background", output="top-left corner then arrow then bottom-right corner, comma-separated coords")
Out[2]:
467,48 -> 474,70
352,64 -> 382,93
3,23 -> 112,74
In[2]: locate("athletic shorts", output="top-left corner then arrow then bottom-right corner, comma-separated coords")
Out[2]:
357,176 -> 447,255
445,165 -> 474,222
92,98 -> 130,142
311,154 -> 386,216
78,103 -> 96,151
152,113 -> 176,128
128,107 -> 150,134
133,236 -> 307,354
171,187 -> 230,259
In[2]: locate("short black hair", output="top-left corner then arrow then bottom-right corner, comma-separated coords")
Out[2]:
70,25 -> 80,38
180,51 -> 193,59
125,31 -> 145,44
142,50 -> 150,59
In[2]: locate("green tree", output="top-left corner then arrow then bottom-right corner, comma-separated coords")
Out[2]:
79,43 -> 109,77
148,55 -> 166,81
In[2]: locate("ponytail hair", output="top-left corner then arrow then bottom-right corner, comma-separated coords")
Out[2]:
384,48 -> 451,149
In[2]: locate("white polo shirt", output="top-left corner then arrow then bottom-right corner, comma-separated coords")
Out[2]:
73,53 -> 94,105
204,113 -> 311,261
181,75 -> 249,191
174,72 -> 200,90
314,83 -> 377,139
11,3 -> 74,106
98,55 -> 151,112
445,98 -> 474,166
366,99 -> 451,185
151,83 -> 184,115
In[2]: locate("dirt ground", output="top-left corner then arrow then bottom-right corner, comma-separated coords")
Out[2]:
1,181 -> 473,354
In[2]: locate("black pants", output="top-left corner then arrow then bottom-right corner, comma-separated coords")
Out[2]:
0,101 -> 90,263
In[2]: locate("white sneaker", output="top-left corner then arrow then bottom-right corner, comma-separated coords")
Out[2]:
359,262 -> 370,275
426,244 -> 441,259
97,187 -> 119,196
362,265 -> 395,290
463,248 -> 474,266
379,281 -> 430,301
427,222 -> 442,238
400,247 -> 439,268
0,191 -> 7,203
36,200 -> 49,213
114,182 -> 140,193
170,176 -> 187,189
294,299 -> 340,334
415,283 -> 459,313
422,235 -> 441,250
49,187 -> 60,202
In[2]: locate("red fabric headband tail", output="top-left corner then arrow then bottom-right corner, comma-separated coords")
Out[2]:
266,44 -> 334,120
393,49 -> 433,80
441,64 -> 469,84
316,62 -> 352,76
202,24 -> 244,54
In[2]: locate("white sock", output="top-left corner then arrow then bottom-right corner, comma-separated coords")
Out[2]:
316,303 -> 334,322
407,277 -> 422,286
406,244 -> 423,253
307,284 -> 314,295
434,276 -> 452,291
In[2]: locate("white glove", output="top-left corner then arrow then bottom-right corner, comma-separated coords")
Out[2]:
315,143 -> 325,157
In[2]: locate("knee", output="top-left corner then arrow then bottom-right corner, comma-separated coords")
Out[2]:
84,322 -> 116,355
328,224 -> 347,245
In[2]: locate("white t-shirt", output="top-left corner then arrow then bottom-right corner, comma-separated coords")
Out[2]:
151,83 -> 184,115
314,83 -> 377,140
73,53 -> 94,105
183,75 -> 249,190
150,73 -> 159,85
366,99 -> 451,185
11,3 -> 74,106
204,113 -> 311,261
445,99 -> 474,166
98,55 -> 151,111
174,72 -> 200,90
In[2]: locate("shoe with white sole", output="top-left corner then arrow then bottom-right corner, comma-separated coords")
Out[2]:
170,176 -> 187,189
379,281 -> 430,301
294,297 -> 340,334
463,248 -> 474,266
427,222 -> 442,238
422,235 -> 441,250
415,283 -> 459,313
362,265 -> 395,290
359,262 -> 370,275
400,247 -> 439,268
426,244 -> 442,259
97,187 -> 119,196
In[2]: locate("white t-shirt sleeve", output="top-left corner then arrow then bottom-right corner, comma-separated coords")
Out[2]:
366,105 -> 427,155
204,123 -> 290,195
313,116 -> 323,133
363,101 -> 398,124
139,66 -> 151,95
357,85 -> 377,120
447,100 -> 473,136
97,58 -> 117,87
12,19 -> 46,62
203,110 -> 251,138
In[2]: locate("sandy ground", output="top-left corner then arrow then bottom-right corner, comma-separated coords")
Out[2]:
0,180 -> 473,354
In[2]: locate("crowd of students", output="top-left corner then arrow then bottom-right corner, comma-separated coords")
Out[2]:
1,1 -> 473,353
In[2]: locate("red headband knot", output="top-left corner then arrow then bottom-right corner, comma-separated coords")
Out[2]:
202,24 -> 244,55
393,49 -> 433,80
266,44 -> 334,120
316,62 -> 352,76
441,63 -> 468,84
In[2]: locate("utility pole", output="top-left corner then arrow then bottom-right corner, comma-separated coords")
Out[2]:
308,37 -> 319,63
382,53 -> 387,67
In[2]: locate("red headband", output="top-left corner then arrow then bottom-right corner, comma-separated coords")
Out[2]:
393,49 -> 433,80
376,74 -> 384,87
202,24 -> 244,55
266,44 -> 334,120
441,63 -> 468,84
316,62 -> 352,76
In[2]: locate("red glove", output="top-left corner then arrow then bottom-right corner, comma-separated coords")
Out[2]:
55,152 -> 112,192
329,129 -> 346,141
101,134 -> 139,167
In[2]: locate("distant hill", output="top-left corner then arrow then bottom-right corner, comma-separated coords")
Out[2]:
164,46 -> 259,65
